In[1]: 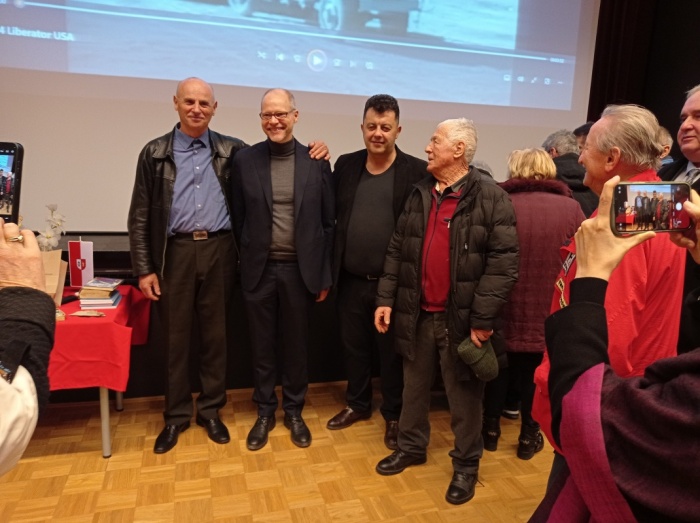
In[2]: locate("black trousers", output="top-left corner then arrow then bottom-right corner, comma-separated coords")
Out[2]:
483,351 -> 543,427
336,271 -> 403,420
157,233 -> 235,424
242,260 -> 315,418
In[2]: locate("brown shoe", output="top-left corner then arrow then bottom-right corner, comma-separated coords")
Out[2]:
326,407 -> 371,430
384,420 -> 399,450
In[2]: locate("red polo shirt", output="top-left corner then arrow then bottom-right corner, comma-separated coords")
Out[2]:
421,183 -> 462,311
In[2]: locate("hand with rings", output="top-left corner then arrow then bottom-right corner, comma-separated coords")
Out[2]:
0,218 -> 46,291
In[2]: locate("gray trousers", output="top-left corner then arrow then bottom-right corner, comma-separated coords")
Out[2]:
397,310 -> 485,474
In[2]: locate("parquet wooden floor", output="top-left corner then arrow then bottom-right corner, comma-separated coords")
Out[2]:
0,382 -> 552,522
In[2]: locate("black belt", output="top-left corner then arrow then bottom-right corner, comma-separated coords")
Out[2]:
172,229 -> 230,241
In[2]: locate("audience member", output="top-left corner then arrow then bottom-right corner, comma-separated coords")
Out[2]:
327,94 -> 427,450
533,104 -> 686,482
482,149 -> 584,460
572,121 -> 593,151
373,118 -> 519,505
0,219 -> 55,476
530,177 -> 700,522
232,88 -> 335,451
542,129 -> 598,216
659,84 -> 700,352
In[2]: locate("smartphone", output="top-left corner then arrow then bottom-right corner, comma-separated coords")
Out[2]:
611,181 -> 693,235
0,142 -> 24,224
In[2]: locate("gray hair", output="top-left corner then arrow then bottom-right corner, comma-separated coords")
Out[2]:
440,118 -> 478,165
657,126 -> 673,147
687,84 -> 700,99
542,129 -> 579,155
595,104 -> 663,170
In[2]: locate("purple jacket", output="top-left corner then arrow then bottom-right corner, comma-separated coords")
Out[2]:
498,178 -> 584,353
530,278 -> 700,522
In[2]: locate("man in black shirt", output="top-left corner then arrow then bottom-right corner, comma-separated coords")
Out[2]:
327,94 -> 427,450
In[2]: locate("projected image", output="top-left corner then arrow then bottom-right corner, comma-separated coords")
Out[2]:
1,0 -> 577,109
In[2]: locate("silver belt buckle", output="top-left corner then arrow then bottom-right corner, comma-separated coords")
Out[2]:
192,230 -> 208,241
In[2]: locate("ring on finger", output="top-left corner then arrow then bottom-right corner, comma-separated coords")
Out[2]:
6,235 -> 24,243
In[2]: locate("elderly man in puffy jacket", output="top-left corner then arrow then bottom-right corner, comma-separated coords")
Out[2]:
373,118 -> 519,505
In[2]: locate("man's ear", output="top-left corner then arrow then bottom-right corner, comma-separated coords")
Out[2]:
454,141 -> 465,160
605,146 -> 621,172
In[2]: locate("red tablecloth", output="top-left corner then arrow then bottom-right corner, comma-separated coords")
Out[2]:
50,285 -> 150,392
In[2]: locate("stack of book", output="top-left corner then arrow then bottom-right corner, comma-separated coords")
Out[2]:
79,277 -> 124,309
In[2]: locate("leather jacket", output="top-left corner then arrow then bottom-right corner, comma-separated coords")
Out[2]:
127,125 -> 247,278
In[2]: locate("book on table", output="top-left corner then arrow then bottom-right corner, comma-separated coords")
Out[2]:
79,277 -> 124,298
80,290 -> 122,309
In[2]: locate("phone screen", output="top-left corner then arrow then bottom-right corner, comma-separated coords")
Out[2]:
612,181 -> 693,235
0,143 -> 23,224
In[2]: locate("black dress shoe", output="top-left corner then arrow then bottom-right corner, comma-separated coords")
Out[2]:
247,416 -> 275,451
376,449 -> 427,476
445,472 -> 477,505
384,420 -> 399,450
196,416 -> 230,444
326,407 -> 371,430
284,414 -> 311,448
154,421 -> 190,454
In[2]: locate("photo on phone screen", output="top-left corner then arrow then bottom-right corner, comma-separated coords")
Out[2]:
0,142 -> 23,224
612,181 -> 693,235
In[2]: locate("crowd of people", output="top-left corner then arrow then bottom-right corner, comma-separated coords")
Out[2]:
3,77 -> 700,519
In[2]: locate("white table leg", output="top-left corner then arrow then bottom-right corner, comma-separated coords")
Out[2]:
99,387 -> 112,458
115,391 -> 124,412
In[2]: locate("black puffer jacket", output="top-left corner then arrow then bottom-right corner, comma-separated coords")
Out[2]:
376,167 -> 519,379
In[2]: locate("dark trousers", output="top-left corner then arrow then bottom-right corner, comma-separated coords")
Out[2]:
484,351 -> 543,427
336,271 -> 403,420
398,311 -> 485,474
158,233 -> 235,424
242,260 -> 314,418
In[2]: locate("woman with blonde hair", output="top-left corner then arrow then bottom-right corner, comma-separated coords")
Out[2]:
482,148 -> 585,459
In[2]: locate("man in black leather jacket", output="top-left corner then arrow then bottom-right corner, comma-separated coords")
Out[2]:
128,77 -> 246,453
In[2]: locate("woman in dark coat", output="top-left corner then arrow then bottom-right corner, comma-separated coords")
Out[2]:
482,148 -> 585,459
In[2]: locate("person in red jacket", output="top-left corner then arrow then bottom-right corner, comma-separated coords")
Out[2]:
532,104 -> 686,484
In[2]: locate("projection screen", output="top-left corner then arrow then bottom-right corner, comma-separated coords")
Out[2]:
1,0 -> 600,231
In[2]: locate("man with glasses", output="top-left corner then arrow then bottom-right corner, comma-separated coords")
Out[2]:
231,88 -> 335,450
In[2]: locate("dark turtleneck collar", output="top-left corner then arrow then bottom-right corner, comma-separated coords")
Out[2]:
268,138 -> 295,157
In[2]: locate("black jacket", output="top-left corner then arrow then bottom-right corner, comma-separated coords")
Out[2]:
231,139 -> 335,294
376,167 -> 519,378
553,152 -> 598,217
332,146 -> 428,285
127,126 -> 246,278
659,156 -> 700,351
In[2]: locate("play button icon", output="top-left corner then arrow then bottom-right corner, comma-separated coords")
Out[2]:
307,50 -> 328,72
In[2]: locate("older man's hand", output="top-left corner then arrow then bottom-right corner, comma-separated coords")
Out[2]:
0,219 -> 46,292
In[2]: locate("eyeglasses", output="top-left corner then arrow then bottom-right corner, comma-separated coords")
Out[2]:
259,111 -> 294,121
